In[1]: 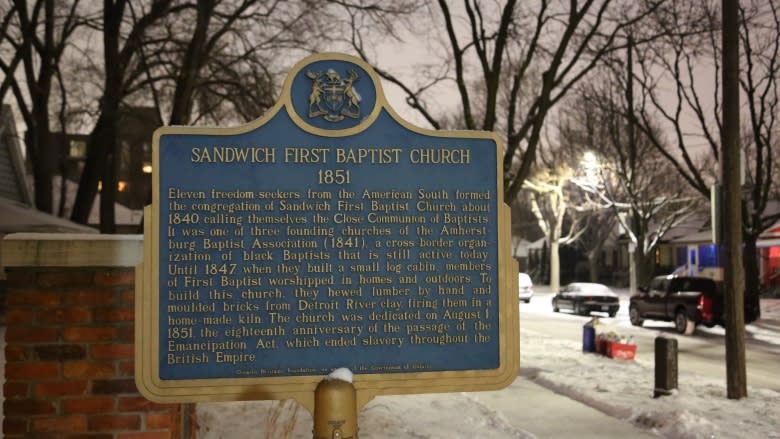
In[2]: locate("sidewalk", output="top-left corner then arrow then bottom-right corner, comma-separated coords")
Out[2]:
476,373 -> 659,438
508,282 -> 654,437
196,375 -> 662,439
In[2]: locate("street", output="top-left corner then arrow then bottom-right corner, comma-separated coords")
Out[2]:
520,289 -> 780,392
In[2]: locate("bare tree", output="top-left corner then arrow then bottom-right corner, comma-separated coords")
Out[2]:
574,150 -> 701,284
738,0 -> 780,307
522,148 -> 588,292
575,209 -> 617,283
0,0 -> 82,213
632,0 -> 777,314
69,0 -> 180,232
123,0 -> 350,231
134,0 -> 327,127
567,69 -> 702,286
4,0 -> 420,232
348,0 -> 664,203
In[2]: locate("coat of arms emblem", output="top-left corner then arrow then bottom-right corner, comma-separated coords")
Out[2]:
306,68 -> 361,122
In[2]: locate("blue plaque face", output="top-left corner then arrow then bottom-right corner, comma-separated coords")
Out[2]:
138,53 -> 518,403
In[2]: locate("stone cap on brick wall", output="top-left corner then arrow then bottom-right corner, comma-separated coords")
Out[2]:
1,233 -> 143,267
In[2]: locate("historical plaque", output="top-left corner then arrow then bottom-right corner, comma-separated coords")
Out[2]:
136,53 -> 518,407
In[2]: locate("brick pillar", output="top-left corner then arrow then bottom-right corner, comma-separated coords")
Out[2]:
1,234 -> 185,438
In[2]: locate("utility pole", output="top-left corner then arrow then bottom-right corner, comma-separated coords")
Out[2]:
626,34 -> 638,295
721,0 -> 747,399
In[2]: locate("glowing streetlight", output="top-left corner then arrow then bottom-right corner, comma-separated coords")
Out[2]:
582,151 -> 598,167
581,151 -> 601,186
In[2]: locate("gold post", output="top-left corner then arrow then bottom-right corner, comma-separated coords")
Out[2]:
313,378 -> 358,439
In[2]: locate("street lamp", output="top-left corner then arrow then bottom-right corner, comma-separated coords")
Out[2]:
582,150 -> 598,167
581,151 -> 600,183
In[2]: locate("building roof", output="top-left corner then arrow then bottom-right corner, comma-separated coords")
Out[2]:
667,229 -> 714,244
0,105 -> 32,205
0,198 -> 97,233
0,105 -> 97,233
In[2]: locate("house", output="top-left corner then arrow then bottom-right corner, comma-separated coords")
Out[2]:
652,199 -> 780,290
757,224 -> 780,288
0,105 -> 96,234
516,195 -> 780,290
511,236 -> 530,271
27,106 -> 158,231
0,104 -> 32,206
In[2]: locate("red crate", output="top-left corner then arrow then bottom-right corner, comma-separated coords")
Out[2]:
596,339 -> 609,355
607,342 -> 636,360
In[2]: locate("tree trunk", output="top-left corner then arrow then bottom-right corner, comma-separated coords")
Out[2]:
168,0 -> 215,125
22,0 -> 56,214
71,0 -> 123,231
100,133 -> 118,234
635,247 -> 654,287
550,240 -> 560,292
71,114 -> 109,225
588,253 -> 599,283
26,127 -> 54,214
31,162 -> 53,214
71,110 -> 120,232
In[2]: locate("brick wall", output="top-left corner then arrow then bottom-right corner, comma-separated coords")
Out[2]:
1,234 -> 185,439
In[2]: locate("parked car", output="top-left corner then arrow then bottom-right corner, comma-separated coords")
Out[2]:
518,273 -> 534,303
552,282 -> 620,317
629,275 -> 723,335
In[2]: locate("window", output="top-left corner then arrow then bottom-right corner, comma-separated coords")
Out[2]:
671,278 -> 714,294
650,277 -> 669,292
69,140 -> 86,158
699,244 -> 718,268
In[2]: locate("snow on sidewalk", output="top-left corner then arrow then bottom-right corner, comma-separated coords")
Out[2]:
197,324 -> 780,438
520,329 -> 780,439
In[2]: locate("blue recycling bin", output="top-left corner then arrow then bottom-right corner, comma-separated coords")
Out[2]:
582,324 -> 596,352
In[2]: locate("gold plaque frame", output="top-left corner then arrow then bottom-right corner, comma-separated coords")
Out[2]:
136,53 -> 519,409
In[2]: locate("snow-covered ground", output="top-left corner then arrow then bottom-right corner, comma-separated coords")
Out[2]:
519,328 -> 780,438
1,296 -> 774,437
196,298 -> 780,438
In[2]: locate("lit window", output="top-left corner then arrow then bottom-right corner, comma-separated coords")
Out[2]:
142,163 -> 153,173
117,181 -> 128,192
69,140 -> 87,157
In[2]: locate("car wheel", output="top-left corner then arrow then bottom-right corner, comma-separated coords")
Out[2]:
608,310 -> 617,318
629,306 -> 643,326
675,310 -> 695,335
523,298 -> 531,304
574,302 -> 584,316
552,299 -> 559,312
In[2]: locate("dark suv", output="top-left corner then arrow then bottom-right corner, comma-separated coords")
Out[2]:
629,276 -> 724,335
